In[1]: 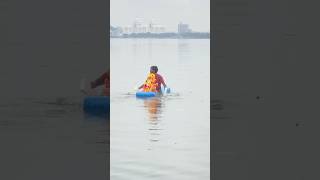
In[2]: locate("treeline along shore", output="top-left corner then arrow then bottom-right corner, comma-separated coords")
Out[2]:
111,32 -> 210,39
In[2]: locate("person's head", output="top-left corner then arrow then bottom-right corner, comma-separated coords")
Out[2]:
150,66 -> 158,73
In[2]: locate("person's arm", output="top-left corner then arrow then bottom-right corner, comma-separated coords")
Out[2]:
160,76 -> 167,88
138,84 -> 144,89
91,72 -> 109,88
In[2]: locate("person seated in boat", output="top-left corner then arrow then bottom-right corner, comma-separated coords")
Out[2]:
138,66 -> 167,93
91,71 -> 110,96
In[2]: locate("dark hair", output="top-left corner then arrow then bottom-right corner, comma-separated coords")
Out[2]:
150,66 -> 158,73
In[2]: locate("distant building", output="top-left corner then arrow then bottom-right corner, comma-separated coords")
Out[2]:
123,18 -> 166,34
149,20 -> 165,33
178,22 -> 192,33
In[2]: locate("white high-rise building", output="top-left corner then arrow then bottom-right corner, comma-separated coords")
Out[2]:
178,22 -> 192,33
123,18 -> 166,34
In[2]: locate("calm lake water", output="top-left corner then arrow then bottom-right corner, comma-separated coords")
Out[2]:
111,39 -> 210,180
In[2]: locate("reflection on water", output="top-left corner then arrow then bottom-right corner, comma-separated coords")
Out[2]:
143,97 -> 163,143
143,97 -> 162,121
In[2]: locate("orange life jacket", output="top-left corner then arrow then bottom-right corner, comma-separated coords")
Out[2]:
143,73 -> 158,92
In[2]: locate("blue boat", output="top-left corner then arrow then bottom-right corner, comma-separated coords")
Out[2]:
136,87 -> 171,98
136,91 -> 157,98
83,96 -> 110,116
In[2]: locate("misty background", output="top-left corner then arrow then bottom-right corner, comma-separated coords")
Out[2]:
111,0 -> 210,32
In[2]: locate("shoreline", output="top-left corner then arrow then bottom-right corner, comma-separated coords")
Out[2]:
110,32 -> 210,39
111,37 -> 210,39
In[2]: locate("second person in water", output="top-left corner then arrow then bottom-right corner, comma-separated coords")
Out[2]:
139,66 -> 167,93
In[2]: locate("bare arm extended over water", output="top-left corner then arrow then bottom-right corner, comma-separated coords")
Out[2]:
159,75 -> 167,88
138,84 -> 144,89
91,71 -> 109,88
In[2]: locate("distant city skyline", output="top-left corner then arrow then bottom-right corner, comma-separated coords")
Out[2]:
111,19 -> 204,34
111,0 -> 210,32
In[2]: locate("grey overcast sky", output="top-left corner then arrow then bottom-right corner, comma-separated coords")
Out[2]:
110,0 -> 210,32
